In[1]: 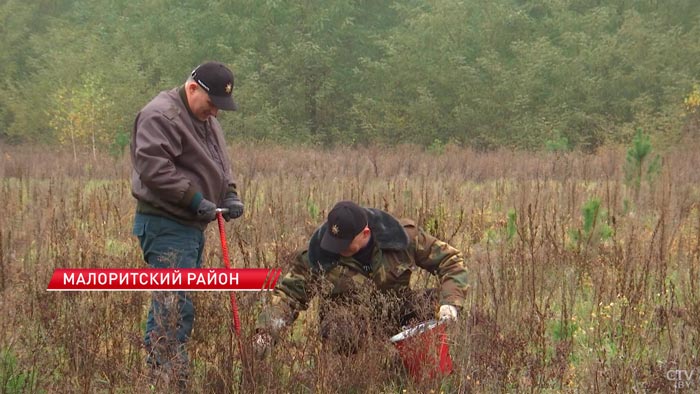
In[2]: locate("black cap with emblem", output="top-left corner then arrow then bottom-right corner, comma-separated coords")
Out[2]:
320,201 -> 368,254
191,61 -> 237,111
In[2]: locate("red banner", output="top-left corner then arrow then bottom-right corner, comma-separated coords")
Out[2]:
46,268 -> 282,291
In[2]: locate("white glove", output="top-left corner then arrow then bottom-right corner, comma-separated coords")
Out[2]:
438,305 -> 458,321
253,332 -> 273,359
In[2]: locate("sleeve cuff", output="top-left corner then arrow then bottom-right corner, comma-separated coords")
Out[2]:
187,191 -> 203,212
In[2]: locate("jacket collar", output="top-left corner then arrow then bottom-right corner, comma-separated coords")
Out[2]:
307,208 -> 408,272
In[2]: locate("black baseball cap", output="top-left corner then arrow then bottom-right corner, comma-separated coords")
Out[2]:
320,201 -> 368,254
191,61 -> 237,111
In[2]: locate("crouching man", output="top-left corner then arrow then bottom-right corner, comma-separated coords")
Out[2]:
254,200 -> 468,356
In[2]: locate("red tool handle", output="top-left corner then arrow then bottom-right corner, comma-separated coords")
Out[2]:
216,211 -> 241,336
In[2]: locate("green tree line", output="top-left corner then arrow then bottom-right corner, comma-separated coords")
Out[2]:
1,0 -> 699,151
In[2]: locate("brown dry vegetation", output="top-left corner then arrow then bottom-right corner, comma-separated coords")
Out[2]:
1,142 -> 700,393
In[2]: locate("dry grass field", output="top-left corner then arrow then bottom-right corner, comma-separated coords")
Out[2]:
1,141 -> 700,393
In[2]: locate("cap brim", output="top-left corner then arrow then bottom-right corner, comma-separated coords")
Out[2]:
210,94 -> 237,111
320,231 -> 352,254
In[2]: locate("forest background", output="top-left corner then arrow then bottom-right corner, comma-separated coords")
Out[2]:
2,0 -> 700,152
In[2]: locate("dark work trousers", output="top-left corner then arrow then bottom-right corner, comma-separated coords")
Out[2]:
132,213 -> 205,374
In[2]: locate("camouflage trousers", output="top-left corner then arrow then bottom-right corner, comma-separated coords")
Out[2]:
318,288 -> 438,355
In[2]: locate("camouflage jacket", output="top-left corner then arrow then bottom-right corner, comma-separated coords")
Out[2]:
256,208 -> 468,333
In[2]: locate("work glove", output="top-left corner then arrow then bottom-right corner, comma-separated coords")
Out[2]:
252,331 -> 274,359
438,305 -> 458,321
222,192 -> 244,221
196,198 -> 217,221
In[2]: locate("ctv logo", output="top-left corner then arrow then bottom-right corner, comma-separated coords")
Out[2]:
666,369 -> 698,390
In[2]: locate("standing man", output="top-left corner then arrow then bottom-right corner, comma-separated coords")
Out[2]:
254,200 -> 468,356
130,61 -> 244,386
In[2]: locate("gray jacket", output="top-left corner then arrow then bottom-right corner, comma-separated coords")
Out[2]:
130,87 -> 236,230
